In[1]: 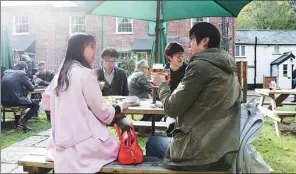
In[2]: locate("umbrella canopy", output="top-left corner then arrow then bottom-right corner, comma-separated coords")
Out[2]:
74,0 -> 251,65
150,22 -> 168,66
74,1 -> 251,22
1,26 -> 14,72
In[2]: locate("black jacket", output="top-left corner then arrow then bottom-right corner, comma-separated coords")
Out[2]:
36,70 -> 55,87
1,69 -> 34,106
96,67 -> 129,96
164,62 -> 187,92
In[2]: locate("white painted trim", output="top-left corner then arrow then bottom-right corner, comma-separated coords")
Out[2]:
69,15 -> 86,35
116,17 -> 133,34
13,15 -> 29,35
190,17 -> 209,28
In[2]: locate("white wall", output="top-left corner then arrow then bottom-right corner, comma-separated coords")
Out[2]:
235,44 -> 296,86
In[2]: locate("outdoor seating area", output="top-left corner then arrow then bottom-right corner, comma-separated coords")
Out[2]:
1,0 -> 296,174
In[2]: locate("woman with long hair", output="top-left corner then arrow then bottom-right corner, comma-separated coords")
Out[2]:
41,34 -> 129,173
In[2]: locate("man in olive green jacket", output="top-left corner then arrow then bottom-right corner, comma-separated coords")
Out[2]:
146,22 -> 241,171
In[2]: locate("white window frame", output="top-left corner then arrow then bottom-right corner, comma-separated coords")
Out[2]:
283,64 -> 288,77
235,45 -> 246,57
136,52 -> 147,62
69,15 -> 86,35
116,17 -> 133,34
13,15 -> 29,35
191,17 -> 209,28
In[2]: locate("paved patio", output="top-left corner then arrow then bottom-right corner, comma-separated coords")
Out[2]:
1,129 -> 50,173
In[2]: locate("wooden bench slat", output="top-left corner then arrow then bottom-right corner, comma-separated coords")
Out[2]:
258,107 -> 281,122
263,102 -> 296,106
18,154 -> 227,174
132,120 -> 168,130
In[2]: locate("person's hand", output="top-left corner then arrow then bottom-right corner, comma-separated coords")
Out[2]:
114,116 -> 132,132
151,73 -> 165,86
117,100 -> 129,111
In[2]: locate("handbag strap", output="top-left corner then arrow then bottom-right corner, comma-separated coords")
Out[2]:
114,124 -> 123,140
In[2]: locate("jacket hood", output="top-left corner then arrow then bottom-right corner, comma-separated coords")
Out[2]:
191,48 -> 237,74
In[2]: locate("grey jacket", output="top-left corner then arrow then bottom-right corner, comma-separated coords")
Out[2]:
96,67 -> 129,96
230,99 -> 273,173
128,72 -> 152,99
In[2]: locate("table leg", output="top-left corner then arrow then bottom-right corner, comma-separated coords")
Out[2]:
259,96 -> 265,106
151,115 -> 156,136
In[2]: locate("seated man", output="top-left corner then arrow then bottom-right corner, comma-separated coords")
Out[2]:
147,22 -> 241,171
128,60 -> 163,135
128,59 -> 152,99
1,61 -> 40,130
34,61 -> 55,87
163,42 -> 188,136
96,47 -> 129,96
31,61 -> 55,121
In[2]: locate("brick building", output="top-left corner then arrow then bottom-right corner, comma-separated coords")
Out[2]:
1,4 -> 235,71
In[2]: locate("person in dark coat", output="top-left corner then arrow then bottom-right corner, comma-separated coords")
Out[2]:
96,48 -> 129,96
34,61 -> 55,87
31,61 -> 55,121
1,61 -> 40,130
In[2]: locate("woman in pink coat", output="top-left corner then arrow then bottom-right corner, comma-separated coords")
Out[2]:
41,34 -> 129,173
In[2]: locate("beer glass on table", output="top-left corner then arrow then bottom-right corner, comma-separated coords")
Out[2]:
152,63 -> 164,104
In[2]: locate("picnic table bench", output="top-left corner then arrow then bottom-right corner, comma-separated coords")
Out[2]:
255,88 -> 296,136
1,105 -> 27,127
18,149 -> 228,174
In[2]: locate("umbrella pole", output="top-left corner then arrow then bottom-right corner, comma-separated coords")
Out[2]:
152,0 -> 161,105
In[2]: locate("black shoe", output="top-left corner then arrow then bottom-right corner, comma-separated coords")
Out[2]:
17,124 -> 33,131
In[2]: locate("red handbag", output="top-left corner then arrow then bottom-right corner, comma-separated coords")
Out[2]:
114,123 -> 144,165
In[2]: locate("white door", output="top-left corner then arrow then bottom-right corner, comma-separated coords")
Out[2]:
278,63 -> 293,89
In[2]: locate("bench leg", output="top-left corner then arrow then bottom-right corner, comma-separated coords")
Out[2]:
274,120 -> 281,137
2,110 -> 6,123
14,113 -> 21,128
151,115 -> 155,136
23,166 -> 52,174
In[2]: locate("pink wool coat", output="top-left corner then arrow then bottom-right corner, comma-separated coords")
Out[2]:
41,62 -> 120,173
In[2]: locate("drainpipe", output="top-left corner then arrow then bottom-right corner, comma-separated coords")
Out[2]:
254,36 -> 257,88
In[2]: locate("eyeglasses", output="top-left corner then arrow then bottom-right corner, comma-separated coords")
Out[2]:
105,59 -> 117,63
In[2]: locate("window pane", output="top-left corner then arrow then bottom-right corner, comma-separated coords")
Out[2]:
241,46 -> 245,56
117,17 -> 132,33
235,45 -> 240,56
283,64 -> 288,77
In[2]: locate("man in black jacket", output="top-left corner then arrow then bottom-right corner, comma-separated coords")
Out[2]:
163,42 -> 188,136
96,48 -> 129,96
1,61 -> 40,130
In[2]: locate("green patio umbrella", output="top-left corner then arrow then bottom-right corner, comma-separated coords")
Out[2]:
74,0 -> 251,64
150,22 -> 168,66
1,26 -> 14,72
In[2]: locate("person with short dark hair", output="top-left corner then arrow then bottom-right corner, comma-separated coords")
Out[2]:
1,61 -> 40,130
147,22 -> 241,171
34,61 -> 55,87
163,42 -> 188,136
96,47 -> 129,96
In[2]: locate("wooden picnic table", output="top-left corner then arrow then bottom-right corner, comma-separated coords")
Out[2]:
255,88 -> 296,136
105,96 -> 166,135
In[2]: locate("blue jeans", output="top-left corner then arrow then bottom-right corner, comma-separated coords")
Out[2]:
146,136 -> 231,171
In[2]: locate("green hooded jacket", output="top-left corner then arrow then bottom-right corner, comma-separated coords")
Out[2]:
158,48 -> 241,166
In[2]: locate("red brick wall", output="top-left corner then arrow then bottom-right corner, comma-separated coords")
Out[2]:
1,5 -> 235,71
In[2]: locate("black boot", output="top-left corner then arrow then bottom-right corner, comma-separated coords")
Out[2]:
18,118 -> 33,131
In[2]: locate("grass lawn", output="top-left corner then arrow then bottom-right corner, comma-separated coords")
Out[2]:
1,109 -> 51,149
1,113 -> 295,172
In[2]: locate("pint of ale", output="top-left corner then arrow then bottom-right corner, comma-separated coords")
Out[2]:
152,63 -> 164,75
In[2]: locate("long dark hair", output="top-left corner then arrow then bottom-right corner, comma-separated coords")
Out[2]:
55,34 -> 96,96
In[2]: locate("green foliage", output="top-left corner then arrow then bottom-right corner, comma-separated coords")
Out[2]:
236,1 -> 296,30
120,56 -> 135,77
